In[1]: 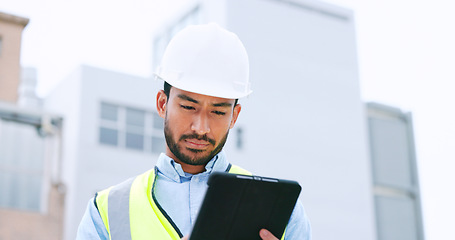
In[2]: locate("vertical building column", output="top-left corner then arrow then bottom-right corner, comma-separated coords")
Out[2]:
0,12 -> 29,103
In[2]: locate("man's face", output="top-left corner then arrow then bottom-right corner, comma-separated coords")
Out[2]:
156,87 -> 241,166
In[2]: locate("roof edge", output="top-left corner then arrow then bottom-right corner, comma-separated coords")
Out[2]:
0,11 -> 30,27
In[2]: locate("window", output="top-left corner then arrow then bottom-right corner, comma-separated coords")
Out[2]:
150,112 -> 165,153
125,108 -> 145,150
101,102 -> 118,121
99,127 -> 118,146
99,102 -> 165,154
0,119 -> 45,211
99,103 -> 119,146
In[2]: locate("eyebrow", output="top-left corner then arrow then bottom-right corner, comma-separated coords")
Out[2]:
212,102 -> 233,107
177,94 -> 233,107
178,94 -> 198,104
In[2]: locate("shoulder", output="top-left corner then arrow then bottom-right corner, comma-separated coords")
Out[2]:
96,169 -> 155,200
76,198 -> 109,240
95,169 -> 155,220
285,200 -> 312,240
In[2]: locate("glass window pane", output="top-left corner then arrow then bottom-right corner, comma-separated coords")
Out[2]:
8,172 -> 20,209
126,133 -> 144,150
26,174 -> 42,211
0,120 -> 44,211
369,118 -> 413,189
126,108 -> 145,127
151,136 -> 165,153
0,171 -> 11,208
0,171 -> 42,211
152,112 -> 164,130
101,103 -> 118,121
99,127 -> 118,146
17,123 -> 44,171
375,196 -> 418,240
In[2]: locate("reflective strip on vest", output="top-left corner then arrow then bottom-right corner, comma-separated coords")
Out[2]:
228,164 -> 252,175
108,177 -> 135,240
96,165 -> 285,240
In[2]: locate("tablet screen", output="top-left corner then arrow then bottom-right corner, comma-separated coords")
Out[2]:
189,172 -> 301,240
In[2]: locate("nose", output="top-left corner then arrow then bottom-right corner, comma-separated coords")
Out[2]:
191,112 -> 210,135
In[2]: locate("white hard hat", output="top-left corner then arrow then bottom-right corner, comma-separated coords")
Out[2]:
155,23 -> 252,99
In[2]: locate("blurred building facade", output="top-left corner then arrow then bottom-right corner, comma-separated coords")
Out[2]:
46,0 -> 377,239
0,11 -> 64,240
0,1 -> 424,240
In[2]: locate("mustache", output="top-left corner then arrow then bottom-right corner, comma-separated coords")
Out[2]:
179,133 -> 216,146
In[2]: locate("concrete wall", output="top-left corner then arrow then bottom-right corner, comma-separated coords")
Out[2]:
0,12 -> 28,103
0,168 -> 64,240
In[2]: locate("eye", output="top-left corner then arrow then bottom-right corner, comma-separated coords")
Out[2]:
212,110 -> 226,116
180,105 -> 195,110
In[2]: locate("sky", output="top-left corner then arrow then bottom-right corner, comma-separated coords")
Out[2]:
1,0 -> 454,239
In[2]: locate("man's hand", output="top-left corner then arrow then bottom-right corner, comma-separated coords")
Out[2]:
260,229 -> 279,240
181,236 -> 188,240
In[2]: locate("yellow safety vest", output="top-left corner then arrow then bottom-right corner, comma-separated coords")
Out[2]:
96,164 -> 285,240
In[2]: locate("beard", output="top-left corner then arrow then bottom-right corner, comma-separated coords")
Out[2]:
164,120 -> 229,166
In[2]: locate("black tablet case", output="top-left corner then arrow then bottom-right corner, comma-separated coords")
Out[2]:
189,172 -> 301,240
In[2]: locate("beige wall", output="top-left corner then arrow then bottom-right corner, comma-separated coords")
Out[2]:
0,12 -> 29,103
0,184 -> 65,240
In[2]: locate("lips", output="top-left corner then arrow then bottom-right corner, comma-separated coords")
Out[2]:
185,139 -> 210,149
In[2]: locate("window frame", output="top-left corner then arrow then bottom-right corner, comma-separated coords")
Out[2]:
99,101 -> 165,154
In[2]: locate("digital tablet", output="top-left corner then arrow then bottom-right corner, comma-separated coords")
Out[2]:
189,172 -> 301,240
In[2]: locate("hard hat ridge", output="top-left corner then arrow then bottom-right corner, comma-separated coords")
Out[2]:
155,23 -> 252,99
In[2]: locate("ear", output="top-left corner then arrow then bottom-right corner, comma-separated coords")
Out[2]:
156,90 -> 167,119
229,104 -> 242,129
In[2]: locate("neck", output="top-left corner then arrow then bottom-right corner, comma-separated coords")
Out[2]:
165,150 -> 208,174
177,162 -> 206,175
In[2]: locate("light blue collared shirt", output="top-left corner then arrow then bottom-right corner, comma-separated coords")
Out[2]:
76,151 -> 312,239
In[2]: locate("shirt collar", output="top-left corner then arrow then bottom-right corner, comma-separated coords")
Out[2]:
156,151 -> 230,183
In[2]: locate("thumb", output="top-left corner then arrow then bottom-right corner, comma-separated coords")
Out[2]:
259,229 -> 279,240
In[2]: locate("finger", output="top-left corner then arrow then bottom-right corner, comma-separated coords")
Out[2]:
259,229 -> 279,240
181,236 -> 189,240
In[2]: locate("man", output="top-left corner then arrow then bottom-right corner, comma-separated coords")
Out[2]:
77,23 -> 311,240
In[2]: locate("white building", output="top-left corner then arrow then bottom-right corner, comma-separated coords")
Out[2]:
43,0 -> 424,239
44,65 -> 163,240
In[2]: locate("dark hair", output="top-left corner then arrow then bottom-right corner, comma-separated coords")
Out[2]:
164,81 -> 172,99
163,81 -> 238,106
